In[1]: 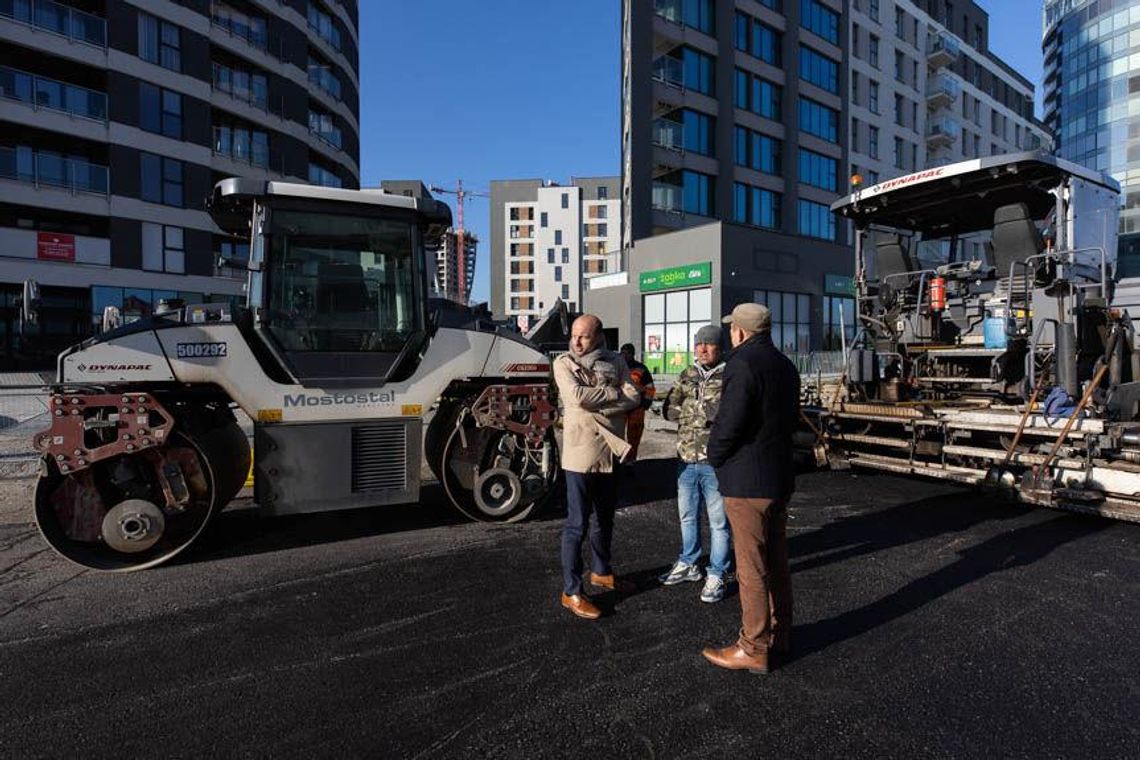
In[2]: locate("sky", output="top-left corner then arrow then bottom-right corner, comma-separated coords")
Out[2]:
359,1 -> 1048,305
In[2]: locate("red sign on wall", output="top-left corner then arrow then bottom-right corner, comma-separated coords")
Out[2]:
37,232 -> 75,262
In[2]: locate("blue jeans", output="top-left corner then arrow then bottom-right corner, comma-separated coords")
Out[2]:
676,461 -> 732,578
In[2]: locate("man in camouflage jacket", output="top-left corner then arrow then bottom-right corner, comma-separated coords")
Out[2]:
658,324 -> 732,603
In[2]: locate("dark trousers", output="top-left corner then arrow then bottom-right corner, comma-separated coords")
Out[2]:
561,471 -> 618,596
724,497 -> 793,656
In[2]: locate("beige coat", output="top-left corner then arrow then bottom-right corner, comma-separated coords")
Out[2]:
554,350 -> 642,473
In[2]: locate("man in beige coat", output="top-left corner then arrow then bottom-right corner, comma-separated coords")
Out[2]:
554,315 -> 642,619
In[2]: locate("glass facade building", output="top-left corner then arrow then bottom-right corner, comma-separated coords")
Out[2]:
1043,0 -> 1140,273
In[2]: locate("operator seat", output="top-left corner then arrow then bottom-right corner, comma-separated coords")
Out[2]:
874,233 -> 915,279
315,262 -> 373,350
991,203 -> 1044,273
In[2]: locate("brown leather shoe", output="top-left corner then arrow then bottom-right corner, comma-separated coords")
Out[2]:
587,572 -> 637,594
701,643 -> 770,674
560,593 -> 601,620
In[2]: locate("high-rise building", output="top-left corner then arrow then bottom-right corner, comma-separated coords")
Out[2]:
612,0 -> 853,365
435,228 -> 477,304
1043,0 -> 1140,274
0,0 -> 360,367
849,0 -> 1050,188
490,177 -> 620,326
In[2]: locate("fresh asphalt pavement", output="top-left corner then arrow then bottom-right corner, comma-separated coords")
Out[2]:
1,448 -> 1138,758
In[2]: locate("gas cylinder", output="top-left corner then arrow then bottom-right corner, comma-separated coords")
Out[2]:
929,276 -> 946,312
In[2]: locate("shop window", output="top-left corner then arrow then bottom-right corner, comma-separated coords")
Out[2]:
753,289 -> 811,353
642,286 -> 713,376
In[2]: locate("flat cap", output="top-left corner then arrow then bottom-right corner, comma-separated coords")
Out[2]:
721,302 -> 771,332
693,324 -> 722,345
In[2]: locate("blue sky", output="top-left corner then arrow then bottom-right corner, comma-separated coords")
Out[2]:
359,1 -> 1046,305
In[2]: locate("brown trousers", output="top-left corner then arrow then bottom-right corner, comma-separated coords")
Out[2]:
724,497 -> 792,656
625,410 -> 645,461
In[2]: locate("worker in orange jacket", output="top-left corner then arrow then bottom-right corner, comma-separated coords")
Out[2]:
619,343 -> 656,464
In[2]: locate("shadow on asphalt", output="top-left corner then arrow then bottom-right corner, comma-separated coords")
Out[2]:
787,491 -> 1110,660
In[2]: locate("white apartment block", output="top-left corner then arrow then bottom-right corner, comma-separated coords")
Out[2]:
491,177 -> 620,322
848,0 -> 1051,187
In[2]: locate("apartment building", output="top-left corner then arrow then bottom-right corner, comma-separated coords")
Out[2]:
609,0 -> 854,368
848,0 -> 1050,184
434,228 -> 477,305
1043,0 -> 1140,275
0,0 -> 360,368
490,177 -> 620,326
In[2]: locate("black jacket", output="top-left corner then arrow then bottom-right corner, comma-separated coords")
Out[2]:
706,332 -> 800,499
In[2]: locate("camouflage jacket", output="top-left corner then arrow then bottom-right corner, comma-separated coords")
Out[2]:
661,361 -> 726,463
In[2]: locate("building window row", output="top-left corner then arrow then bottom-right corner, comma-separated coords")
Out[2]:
753,290 -> 811,354
211,2 -> 267,50
308,161 -> 341,188
733,183 -> 781,230
139,82 -> 182,139
307,1 -> 342,52
213,124 -> 269,167
213,62 -> 269,110
734,12 -> 781,66
799,45 -> 839,94
734,68 -> 782,120
0,145 -> 109,195
800,0 -> 839,46
798,148 -> 838,192
138,12 -> 181,73
655,0 -> 715,35
733,126 -> 782,175
797,198 -> 835,240
798,96 -> 838,142
0,66 -> 107,122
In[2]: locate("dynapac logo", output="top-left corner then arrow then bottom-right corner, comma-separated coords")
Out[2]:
284,391 -> 397,408
76,363 -> 153,372
866,167 -> 947,195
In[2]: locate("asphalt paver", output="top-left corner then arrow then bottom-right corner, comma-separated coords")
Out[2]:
1,458 -> 1137,759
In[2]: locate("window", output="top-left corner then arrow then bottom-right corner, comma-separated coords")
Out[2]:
561,193 -> 569,209
754,290 -> 811,353
140,153 -> 182,207
682,170 -> 714,216
799,98 -> 838,142
547,248 -> 555,263
309,109 -> 342,149
597,186 -> 608,200
868,81 -> 879,113
895,7 -> 906,37
540,212 -> 548,228
138,12 -> 181,72
869,35 -> 879,68
868,0 -> 879,22
682,109 -> 714,156
894,136 -> 905,168
562,285 -> 570,300
682,47 -> 714,95
851,118 -> 860,150
214,124 -> 269,167
733,183 -> 781,230
554,266 -> 563,282
554,230 -> 562,245
308,162 -> 341,188
139,83 -> 181,139
869,125 -> 879,158
801,0 -> 838,45
733,126 -> 782,175
734,13 -> 781,65
851,70 -> 860,103
735,69 -> 782,120
799,46 -> 838,94
561,249 -> 569,264
681,0 -> 715,34
642,287 -> 713,376
214,62 -> 268,109
798,199 -> 835,240
798,149 -> 837,191
307,56 -> 341,100
895,50 -> 905,83
307,1 -> 342,51
894,93 -> 905,126
594,205 -> 608,219
141,223 -> 185,273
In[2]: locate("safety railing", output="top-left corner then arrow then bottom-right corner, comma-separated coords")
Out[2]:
0,64 -> 107,122
0,146 -> 109,195
0,0 -> 106,47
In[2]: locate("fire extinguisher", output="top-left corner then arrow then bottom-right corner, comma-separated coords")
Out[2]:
929,276 -> 946,312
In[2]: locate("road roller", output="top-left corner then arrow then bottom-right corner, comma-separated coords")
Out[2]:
30,179 -> 560,571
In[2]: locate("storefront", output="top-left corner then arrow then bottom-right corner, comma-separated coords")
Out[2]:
640,261 -> 713,377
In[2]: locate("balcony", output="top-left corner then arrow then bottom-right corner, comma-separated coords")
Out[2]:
652,118 -> 684,152
652,55 -> 684,89
654,0 -> 681,24
0,65 -> 107,122
927,31 -> 960,68
0,146 -> 109,195
925,74 -> 960,110
0,0 -> 106,48
926,117 -> 961,147
651,182 -> 682,215
213,126 -> 269,168
211,5 -> 268,51
307,63 -> 342,101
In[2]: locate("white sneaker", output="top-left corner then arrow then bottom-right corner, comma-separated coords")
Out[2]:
659,561 -> 703,585
700,574 -> 726,603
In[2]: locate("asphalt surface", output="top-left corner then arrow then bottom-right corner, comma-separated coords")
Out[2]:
1,451 -> 1138,759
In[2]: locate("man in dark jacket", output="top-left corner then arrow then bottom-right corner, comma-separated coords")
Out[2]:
702,302 -> 800,674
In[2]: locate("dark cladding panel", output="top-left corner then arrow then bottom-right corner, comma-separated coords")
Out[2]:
184,228 -> 214,276
106,71 -> 139,128
184,163 -> 213,212
110,217 -> 142,270
109,145 -> 140,200
106,2 -> 138,56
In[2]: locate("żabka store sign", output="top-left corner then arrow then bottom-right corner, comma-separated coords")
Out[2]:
37,232 -> 76,262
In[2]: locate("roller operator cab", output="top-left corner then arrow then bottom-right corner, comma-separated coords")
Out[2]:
32,180 -> 559,571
